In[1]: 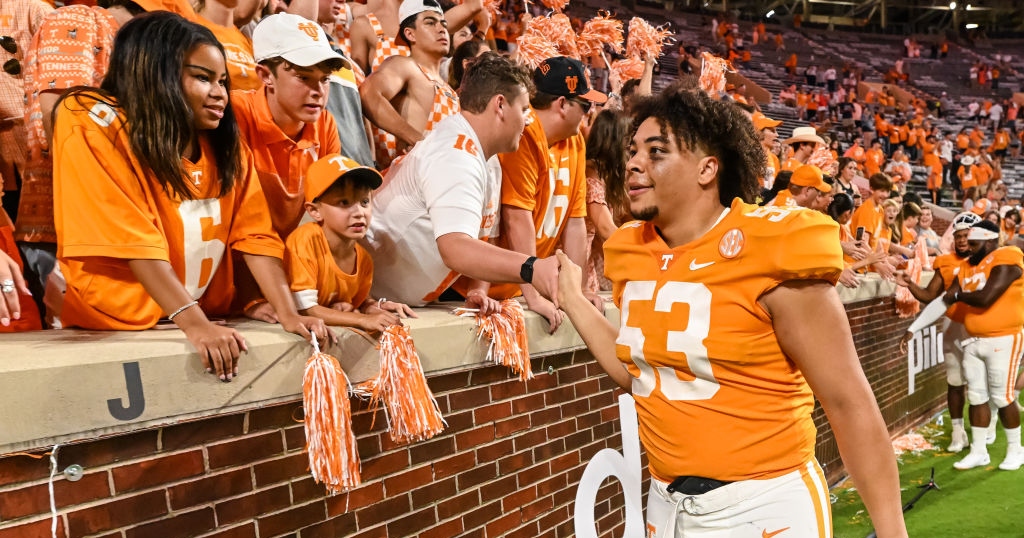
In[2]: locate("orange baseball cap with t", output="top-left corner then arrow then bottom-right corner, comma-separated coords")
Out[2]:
305,154 -> 384,203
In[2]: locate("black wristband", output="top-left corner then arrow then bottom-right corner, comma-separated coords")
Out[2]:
520,256 -> 537,284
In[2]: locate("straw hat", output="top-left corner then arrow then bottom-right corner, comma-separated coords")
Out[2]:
784,126 -> 826,146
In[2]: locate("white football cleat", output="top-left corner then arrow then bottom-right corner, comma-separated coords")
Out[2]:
999,449 -> 1023,471
948,428 -> 969,452
954,451 -> 991,470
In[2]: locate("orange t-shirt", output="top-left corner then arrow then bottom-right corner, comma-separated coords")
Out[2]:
957,133 -> 970,151
196,17 -> 261,91
933,252 -> 966,323
763,151 -> 781,189
781,156 -> 803,172
864,147 -> 885,177
923,152 -> 943,189
973,162 -> 993,187
605,200 -> 842,482
767,189 -> 795,207
487,110 -> 586,298
850,197 -> 884,250
52,92 -> 283,330
960,247 -> 1024,337
16,5 -> 116,244
232,88 -> 342,238
285,222 -> 373,311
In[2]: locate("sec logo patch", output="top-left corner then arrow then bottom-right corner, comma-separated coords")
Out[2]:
719,229 -> 744,258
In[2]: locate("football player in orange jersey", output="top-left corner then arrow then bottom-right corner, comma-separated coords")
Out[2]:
556,87 -> 907,538
52,12 -> 331,382
942,220 -> 1024,471
898,212 -> 986,453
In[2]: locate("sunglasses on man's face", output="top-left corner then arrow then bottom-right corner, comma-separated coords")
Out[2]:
570,97 -> 592,114
1,37 -> 19,76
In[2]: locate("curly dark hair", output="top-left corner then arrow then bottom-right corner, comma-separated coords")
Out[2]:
629,85 -> 764,206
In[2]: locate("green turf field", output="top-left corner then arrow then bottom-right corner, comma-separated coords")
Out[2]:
831,412 -> 1024,538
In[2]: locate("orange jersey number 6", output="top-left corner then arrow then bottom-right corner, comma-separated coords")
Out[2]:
179,199 -> 226,298
618,280 -> 720,400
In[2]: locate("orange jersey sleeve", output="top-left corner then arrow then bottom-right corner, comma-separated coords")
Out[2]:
961,247 -> 1024,337
932,253 -> 966,323
232,89 -> 342,238
285,222 -> 373,311
605,201 -> 842,482
53,92 -> 282,330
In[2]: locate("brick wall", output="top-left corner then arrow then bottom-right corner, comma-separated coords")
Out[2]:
0,296 -> 943,538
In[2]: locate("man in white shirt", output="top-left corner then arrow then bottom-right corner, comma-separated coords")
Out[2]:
363,52 -> 560,312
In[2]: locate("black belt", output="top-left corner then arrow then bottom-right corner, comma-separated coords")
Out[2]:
666,475 -> 732,495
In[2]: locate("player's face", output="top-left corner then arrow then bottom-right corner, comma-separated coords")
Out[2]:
407,13 -> 449,55
265,63 -> 331,125
313,182 -> 372,242
967,239 -> 995,266
497,88 -> 531,154
627,118 -> 704,224
953,229 -> 971,258
182,44 -> 229,132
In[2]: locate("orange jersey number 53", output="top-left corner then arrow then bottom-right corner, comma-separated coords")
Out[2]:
618,280 -> 720,400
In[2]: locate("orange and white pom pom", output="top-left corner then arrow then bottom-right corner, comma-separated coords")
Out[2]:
806,143 -> 839,177
303,338 -> 361,495
515,16 -> 561,68
698,52 -> 732,96
577,11 -> 624,58
482,0 -> 502,22
896,241 -> 929,318
626,17 -> 673,60
610,57 -> 645,84
471,299 -> 533,381
361,324 -> 446,444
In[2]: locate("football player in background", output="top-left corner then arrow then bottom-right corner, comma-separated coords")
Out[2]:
556,86 -> 907,538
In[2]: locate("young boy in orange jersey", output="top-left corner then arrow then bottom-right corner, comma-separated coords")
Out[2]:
232,13 -> 346,320
286,154 -> 415,330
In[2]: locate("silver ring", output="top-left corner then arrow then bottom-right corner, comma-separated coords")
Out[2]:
1,279 -> 14,294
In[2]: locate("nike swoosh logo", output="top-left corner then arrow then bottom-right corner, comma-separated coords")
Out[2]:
763,528 -> 790,538
689,260 -> 715,270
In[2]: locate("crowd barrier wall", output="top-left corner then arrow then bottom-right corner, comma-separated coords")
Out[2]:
0,278 -> 946,538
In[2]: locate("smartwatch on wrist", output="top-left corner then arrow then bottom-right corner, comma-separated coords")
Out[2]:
520,256 -> 537,284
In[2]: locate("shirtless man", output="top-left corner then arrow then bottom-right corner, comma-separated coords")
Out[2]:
359,0 -> 459,168
348,0 -> 485,76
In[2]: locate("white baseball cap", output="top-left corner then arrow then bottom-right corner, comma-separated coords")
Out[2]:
398,0 -> 444,25
253,14 -> 344,67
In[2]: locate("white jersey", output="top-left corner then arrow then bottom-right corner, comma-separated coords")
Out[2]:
363,113 -> 501,305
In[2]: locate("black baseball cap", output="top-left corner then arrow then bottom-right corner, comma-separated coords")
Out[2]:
533,56 -> 607,104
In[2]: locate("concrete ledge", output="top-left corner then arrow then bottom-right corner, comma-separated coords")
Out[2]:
0,277 -> 897,456
0,300 -> 618,454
